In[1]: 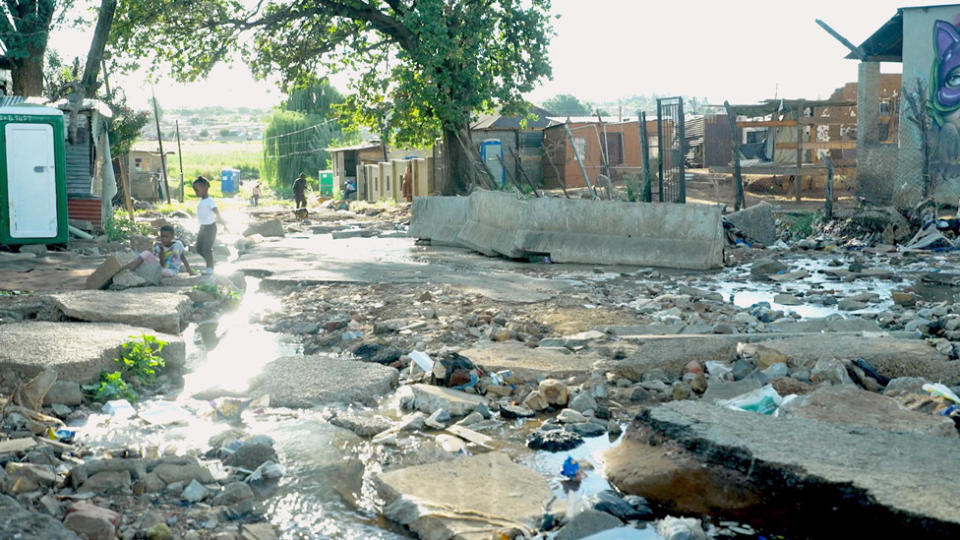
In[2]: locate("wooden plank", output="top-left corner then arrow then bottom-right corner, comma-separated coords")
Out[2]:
724,101 -> 745,211
795,101 -> 803,202
776,141 -> 858,150
798,118 -> 854,126
736,120 -> 797,128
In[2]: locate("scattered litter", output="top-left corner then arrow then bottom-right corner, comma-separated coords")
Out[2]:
410,351 -> 434,373
923,383 -> 960,405
139,402 -> 192,425
717,385 -> 783,415
102,399 -> 135,418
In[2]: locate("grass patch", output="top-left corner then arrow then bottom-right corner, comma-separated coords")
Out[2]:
104,210 -> 152,241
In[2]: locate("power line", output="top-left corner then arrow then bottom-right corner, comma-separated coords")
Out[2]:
262,117 -> 339,141
262,147 -> 329,159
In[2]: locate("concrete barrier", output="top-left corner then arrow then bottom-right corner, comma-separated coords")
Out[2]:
456,191 -> 528,258
519,198 -> 723,269
409,196 -> 470,246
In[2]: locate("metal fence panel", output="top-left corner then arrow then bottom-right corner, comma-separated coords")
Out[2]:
657,97 -> 686,203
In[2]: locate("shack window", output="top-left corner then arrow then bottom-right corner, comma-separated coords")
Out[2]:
135,158 -> 144,171
879,99 -> 892,116
572,137 -> 587,160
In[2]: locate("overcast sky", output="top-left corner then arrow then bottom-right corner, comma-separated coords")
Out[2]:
49,0 -> 956,110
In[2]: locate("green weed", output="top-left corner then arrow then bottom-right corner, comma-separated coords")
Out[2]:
85,334 -> 167,403
104,210 -> 152,241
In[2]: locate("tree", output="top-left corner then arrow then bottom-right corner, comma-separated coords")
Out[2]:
0,0 -> 74,95
261,80 -> 346,189
541,94 -> 591,116
109,0 -> 554,194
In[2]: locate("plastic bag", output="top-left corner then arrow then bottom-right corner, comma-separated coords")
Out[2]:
717,385 -> 782,415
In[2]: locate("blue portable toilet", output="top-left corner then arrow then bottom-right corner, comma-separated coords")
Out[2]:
220,168 -> 239,194
479,139 -> 505,186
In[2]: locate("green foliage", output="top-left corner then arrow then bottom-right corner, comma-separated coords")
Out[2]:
785,213 -> 816,238
109,0 -> 554,149
88,334 -> 167,403
104,209 -> 151,241
193,283 -> 241,307
541,94 -> 592,116
106,93 -> 151,157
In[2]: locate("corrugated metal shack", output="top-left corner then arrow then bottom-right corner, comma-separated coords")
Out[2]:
469,105 -> 558,188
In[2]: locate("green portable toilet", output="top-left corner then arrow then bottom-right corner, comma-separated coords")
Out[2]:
0,104 -> 68,245
318,170 -> 335,198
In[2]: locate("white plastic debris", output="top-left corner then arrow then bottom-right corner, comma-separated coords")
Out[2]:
102,399 -> 135,418
923,383 -> 960,404
409,351 -> 434,372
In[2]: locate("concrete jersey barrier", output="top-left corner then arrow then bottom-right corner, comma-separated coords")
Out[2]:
409,196 -> 469,247
455,191 -> 528,258
519,198 -> 724,269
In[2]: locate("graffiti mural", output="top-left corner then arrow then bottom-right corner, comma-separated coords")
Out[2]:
929,18 -> 960,176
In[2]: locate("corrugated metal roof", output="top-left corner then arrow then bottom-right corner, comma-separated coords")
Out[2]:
325,142 -> 383,152
0,95 -> 25,107
847,11 -> 902,61
472,105 -> 558,130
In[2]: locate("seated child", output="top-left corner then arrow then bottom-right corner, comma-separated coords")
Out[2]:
128,224 -> 195,277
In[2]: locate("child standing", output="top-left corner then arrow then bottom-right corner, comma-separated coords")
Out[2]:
127,224 -> 195,277
192,176 -> 227,275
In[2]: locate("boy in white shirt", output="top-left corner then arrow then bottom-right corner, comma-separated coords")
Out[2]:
192,176 -> 227,275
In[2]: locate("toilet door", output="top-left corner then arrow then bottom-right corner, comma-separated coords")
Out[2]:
6,123 -> 58,238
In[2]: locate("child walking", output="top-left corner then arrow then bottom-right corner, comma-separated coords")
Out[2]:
127,224 -> 195,277
192,176 -> 227,275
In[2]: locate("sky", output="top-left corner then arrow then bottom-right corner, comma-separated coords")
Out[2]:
47,0 -> 960,111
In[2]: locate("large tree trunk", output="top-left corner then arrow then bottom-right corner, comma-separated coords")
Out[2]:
81,0 -> 118,96
441,126 -> 497,195
12,47 -> 45,96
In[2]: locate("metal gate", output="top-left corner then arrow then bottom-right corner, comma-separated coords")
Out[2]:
657,97 -> 686,203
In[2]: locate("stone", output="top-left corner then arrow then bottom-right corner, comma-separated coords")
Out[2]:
500,404 -> 536,419
240,522 -> 279,540
672,381 -> 692,400
350,343 -> 403,364
683,360 -> 703,375
606,401 -> 960,537
146,523 -> 173,540
555,509 -> 623,540
538,330 -> 606,349
538,379 -> 569,407
557,408 -> 588,423
569,392 -> 598,413
459,341 -> 600,381
522,390 -> 550,411
151,459 -> 215,485
109,269 -> 147,289
181,479 -> 208,503
0,438 -> 38,456
0,494 -> 79,539
63,502 -> 121,540
329,411 -> 393,438
810,358 -> 853,385
375,453 -> 554,540
224,441 -> 277,471
774,293 -> 802,306
79,470 -> 132,493
132,261 -> 164,286
85,255 -> 124,290
373,319 -> 408,335
133,472 -> 166,494
527,427 -> 584,451
778,385 -> 957,438
43,381 -> 84,406
243,219 -> 284,238
726,202 -> 776,246
883,377 -> 927,396
425,409 -> 451,429
248,356 -> 399,408
0,322 -> 185,384
838,298 -> 868,311
892,291 -> 918,307
407,384 -> 487,417
567,422 -> 607,437
490,327 -> 511,341
736,343 -> 787,369
585,489 -> 652,521
6,462 -> 56,492
19,244 -> 47,257
48,290 -> 191,334
750,258 -> 787,278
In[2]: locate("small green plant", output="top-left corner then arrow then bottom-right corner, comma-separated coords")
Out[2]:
193,283 -> 242,306
85,334 -> 167,403
104,210 -> 151,241
786,213 -> 816,238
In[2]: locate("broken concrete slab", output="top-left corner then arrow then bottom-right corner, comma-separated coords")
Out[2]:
409,196 -> 470,247
247,356 -> 399,408
777,385 -> 957,438
605,400 -> 960,538
725,201 -> 776,246
84,255 -> 123,290
0,322 -> 184,384
47,290 -> 192,334
407,384 -> 487,417
456,191 -> 527,258
459,341 -> 600,381
243,218 -> 284,238
375,452 -> 554,540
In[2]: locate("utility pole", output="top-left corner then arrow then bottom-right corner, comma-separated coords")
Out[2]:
151,87 -> 171,204
175,120 -> 185,202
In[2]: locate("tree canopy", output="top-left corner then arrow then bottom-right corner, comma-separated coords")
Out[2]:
109,0 -> 554,154
540,94 -> 591,116
1,0 -> 74,95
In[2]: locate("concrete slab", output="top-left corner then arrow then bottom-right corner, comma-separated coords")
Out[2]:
459,341 -> 601,382
375,452 -> 554,540
408,384 -> 487,416
247,356 -> 399,408
725,201 -> 776,246
605,401 -> 960,538
456,191 -> 527,258
47,290 -> 192,334
0,322 -> 184,384
777,385 -> 957,438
